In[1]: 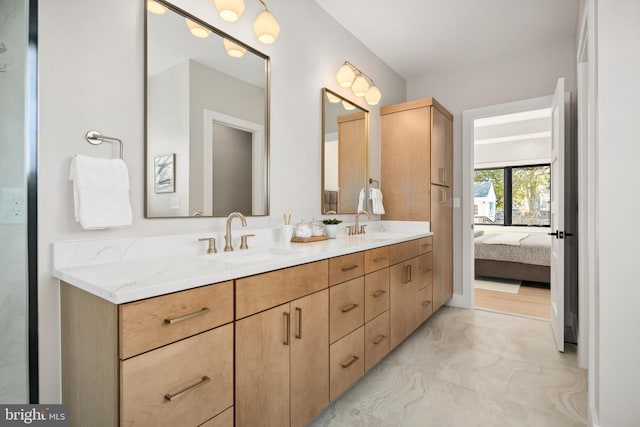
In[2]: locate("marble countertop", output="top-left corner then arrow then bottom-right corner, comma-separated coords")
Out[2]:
53,221 -> 431,304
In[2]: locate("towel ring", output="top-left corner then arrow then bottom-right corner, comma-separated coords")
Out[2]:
369,178 -> 380,187
86,130 -> 124,160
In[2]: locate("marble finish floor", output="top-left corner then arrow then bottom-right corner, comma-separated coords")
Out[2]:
308,307 -> 587,427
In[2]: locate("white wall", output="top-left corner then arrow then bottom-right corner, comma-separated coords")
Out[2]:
37,0 -> 405,402
407,37 -> 577,296
593,0 -> 640,424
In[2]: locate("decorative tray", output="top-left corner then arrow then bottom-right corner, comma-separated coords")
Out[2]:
290,236 -> 329,243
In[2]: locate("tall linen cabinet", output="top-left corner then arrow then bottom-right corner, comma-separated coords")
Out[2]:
381,98 -> 453,311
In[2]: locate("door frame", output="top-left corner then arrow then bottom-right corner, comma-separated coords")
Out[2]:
460,95 -> 553,310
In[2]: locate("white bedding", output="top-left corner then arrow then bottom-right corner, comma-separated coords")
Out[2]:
482,232 -> 529,246
475,232 -> 551,266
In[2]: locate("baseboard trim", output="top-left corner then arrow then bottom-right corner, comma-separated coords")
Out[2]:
589,402 -> 600,427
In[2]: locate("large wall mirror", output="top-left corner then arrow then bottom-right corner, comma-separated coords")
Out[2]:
322,88 -> 369,214
145,0 -> 269,217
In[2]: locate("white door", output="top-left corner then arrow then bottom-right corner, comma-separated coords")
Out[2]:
550,78 -> 566,352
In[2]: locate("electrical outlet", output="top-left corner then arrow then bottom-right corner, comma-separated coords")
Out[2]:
0,187 -> 26,224
453,197 -> 461,208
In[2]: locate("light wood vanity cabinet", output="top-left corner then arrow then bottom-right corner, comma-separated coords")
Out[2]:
61,281 -> 235,427
235,261 -> 329,427
329,277 -> 364,343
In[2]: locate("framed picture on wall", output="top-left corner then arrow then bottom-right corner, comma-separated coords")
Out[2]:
154,154 -> 175,193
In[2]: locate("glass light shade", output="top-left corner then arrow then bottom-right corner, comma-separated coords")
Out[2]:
365,85 -> 382,105
336,64 -> 355,88
223,39 -> 246,57
253,10 -> 280,44
214,0 -> 245,22
342,100 -> 356,111
351,75 -> 370,97
147,0 -> 167,14
326,92 -> 340,103
185,19 -> 211,38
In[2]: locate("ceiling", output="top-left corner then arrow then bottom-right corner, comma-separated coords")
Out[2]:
314,0 -> 580,80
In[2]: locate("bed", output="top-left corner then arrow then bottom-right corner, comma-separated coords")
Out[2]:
474,231 -> 551,283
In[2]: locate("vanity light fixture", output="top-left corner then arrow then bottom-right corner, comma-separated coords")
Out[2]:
186,18 -> 212,38
223,38 -> 246,57
214,0 -> 245,23
341,100 -> 356,111
253,0 -> 280,44
335,61 -> 382,105
147,0 -> 167,14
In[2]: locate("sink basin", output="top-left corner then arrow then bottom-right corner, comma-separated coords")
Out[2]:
212,247 -> 307,266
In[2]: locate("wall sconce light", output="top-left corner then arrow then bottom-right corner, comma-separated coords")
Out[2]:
223,38 -> 246,57
147,0 -> 167,15
253,0 -> 280,44
214,0 -> 245,23
335,61 -> 382,106
185,18 -> 211,38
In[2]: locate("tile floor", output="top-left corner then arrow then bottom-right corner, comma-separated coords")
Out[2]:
309,306 -> 587,427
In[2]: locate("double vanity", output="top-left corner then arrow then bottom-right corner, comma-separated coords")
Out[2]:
54,221 -> 450,427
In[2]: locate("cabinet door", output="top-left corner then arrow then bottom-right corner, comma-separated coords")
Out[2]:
431,185 -> 453,311
290,291 -> 329,427
389,258 -> 419,348
431,107 -> 451,186
236,304 -> 290,427
381,107 -> 431,220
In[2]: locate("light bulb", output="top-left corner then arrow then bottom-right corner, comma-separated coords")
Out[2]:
185,19 -> 211,38
147,0 -> 167,14
351,75 -> 369,97
365,85 -> 382,105
253,10 -> 280,44
342,100 -> 356,111
224,39 -> 246,58
326,92 -> 340,103
214,0 -> 245,23
336,64 -> 355,88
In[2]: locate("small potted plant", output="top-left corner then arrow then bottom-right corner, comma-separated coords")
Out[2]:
322,218 -> 342,239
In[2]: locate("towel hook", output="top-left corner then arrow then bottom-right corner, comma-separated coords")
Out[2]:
86,130 -> 124,160
369,178 -> 380,187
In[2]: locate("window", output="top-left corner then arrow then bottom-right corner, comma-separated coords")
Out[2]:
474,164 -> 550,226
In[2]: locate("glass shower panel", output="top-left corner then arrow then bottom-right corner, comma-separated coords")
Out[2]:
0,0 -> 29,403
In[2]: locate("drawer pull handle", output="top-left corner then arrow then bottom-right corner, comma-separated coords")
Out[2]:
372,290 -> 386,298
341,264 -> 359,272
164,307 -> 210,325
407,264 -> 412,283
283,312 -> 290,345
295,307 -> 302,339
341,303 -> 359,313
341,355 -> 359,368
420,244 -> 431,250
373,257 -> 387,262
422,300 -> 431,307
373,334 -> 386,345
164,376 -> 210,401
422,269 -> 432,274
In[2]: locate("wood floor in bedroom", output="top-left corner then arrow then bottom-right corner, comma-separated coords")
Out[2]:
475,282 -> 550,319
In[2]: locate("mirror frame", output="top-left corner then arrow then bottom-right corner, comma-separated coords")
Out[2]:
144,0 -> 271,218
321,88 -> 370,215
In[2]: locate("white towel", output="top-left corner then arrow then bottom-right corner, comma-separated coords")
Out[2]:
69,155 -> 133,230
357,188 -> 367,212
370,188 -> 386,215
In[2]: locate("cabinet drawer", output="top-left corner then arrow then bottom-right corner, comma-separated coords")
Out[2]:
200,407 -> 233,427
119,281 -> 233,359
364,269 -> 389,323
389,240 -> 419,265
329,327 -> 364,401
364,246 -> 390,274
330,277 -> 364,343
418,236 -> 433,254
365,311 -> 390,371
329,252 -> 365,286
417,253 -> 433,289
418,285 -> 433,324
121,324 -> 234,427
236,260 -> 328,319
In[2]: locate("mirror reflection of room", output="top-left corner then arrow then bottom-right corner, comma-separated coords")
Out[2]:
145,2 -> 269,218
322,88 -> 368,214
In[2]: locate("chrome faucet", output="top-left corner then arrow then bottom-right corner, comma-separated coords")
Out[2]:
224,212 -> 247,251
351,210 -> 371,235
